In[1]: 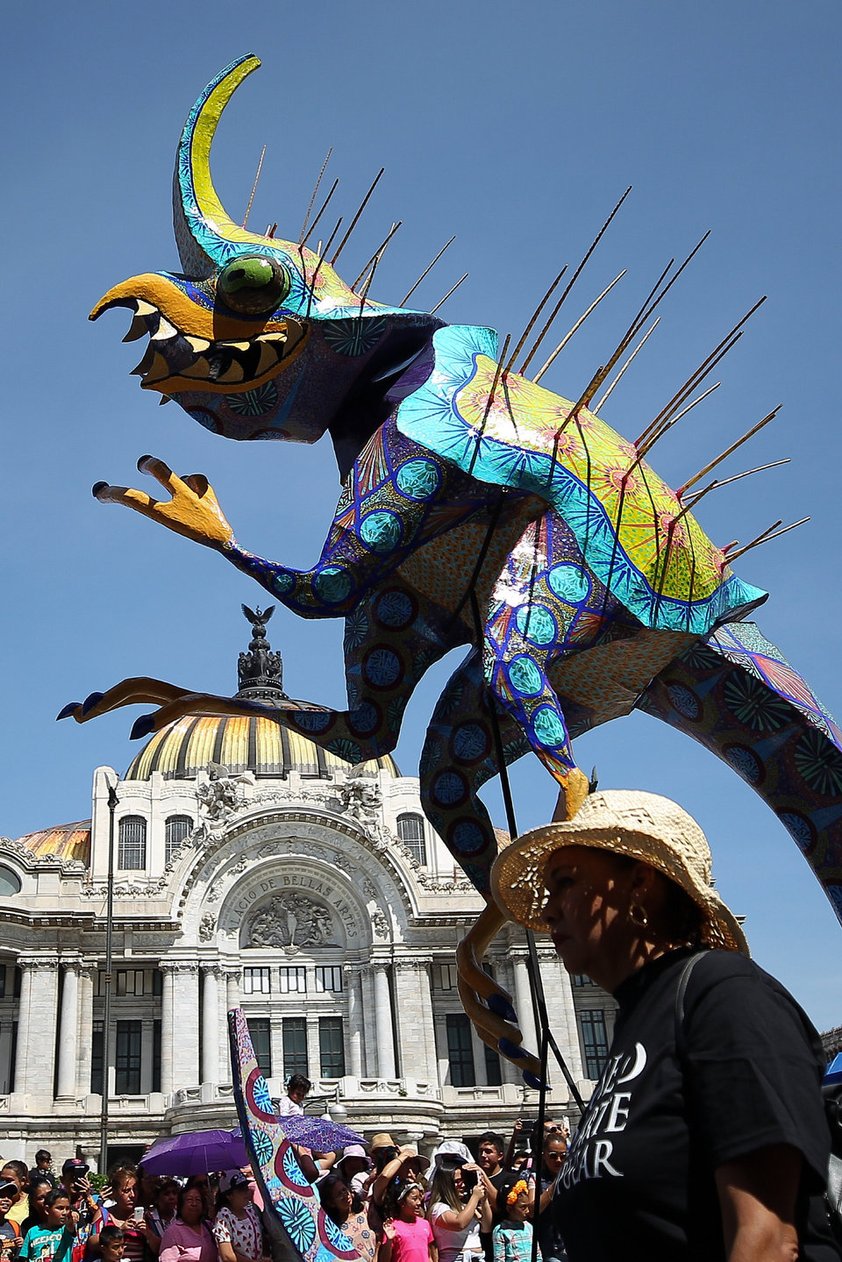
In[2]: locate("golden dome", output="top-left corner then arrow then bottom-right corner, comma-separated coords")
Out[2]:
16,821 -> 91,865
125,714 -> 399,781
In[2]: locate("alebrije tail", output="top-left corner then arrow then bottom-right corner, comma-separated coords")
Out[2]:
227,1009 -> 361,1262
637,620 -> 842,922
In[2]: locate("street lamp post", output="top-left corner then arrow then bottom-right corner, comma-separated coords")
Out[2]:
98,782 -> 119,1173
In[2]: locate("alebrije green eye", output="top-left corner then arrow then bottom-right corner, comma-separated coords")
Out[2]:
217,255 -> 291,315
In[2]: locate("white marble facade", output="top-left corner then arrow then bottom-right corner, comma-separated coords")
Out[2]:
0,632 -> 617,1166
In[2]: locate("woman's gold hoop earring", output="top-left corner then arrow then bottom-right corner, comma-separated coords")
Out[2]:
629,901 -> 649,929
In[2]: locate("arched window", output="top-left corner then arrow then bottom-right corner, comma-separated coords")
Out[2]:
0,866 -> 21,896
165,815 -> 192,865
118,816 -> 147,870
397,813 -> 426,865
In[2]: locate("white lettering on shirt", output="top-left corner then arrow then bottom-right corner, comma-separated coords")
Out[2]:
560,1042 -> 647,1188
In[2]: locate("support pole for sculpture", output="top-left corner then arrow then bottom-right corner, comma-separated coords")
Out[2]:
98,781 -> 119,1173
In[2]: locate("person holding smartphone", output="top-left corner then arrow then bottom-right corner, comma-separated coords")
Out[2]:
427,1146 -> 490,1262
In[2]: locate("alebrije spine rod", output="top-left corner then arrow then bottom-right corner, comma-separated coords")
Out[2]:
519,185 -> 632,377
724,517 -> 810,563
351,222 -> 402,292
299,146 -> 333,243
330,168 -> 385,265
682,458 -> 790,509
677,405 -> 781,497
468,334 -> 512,477
592,317 -> 660,414
531,270 -> 626,385
635,381 -> 722,461
300,178 -> 340,248
430,273 -> 469,315
504,266 -> 569,377
400,236 -> 457,306
242,144 -> 266,230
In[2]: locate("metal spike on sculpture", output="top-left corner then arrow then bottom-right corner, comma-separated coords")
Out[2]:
62,53 -> 842,1125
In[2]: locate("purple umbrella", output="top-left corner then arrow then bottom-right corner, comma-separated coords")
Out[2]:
142,1128 -> 249,1176
235,1115 -> 364,1151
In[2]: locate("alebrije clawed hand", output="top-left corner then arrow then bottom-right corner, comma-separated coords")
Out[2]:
92,456 -> 235,550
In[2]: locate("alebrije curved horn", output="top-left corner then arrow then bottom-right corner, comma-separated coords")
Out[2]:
174,52 -> 272,276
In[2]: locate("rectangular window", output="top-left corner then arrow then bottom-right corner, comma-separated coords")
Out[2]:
152,969 -> 163,997
571,974 -> 591,988
152,1019 -> 162,1093
579,1009 -> 609,1080
116,969 -> 145,997
249,1017 -> 272,1079
12,968 -> 21,999
0,967 -> 5,999
115,1019 -> 142,1094
91,1021 -> 104,1095
397,814 -> 427,865
483,1042 -> 502,1086
446,1013 -> 475,1087
8,1023 -> 17,1093
279,967 -> 306,995
118,817 -> 147,871
283,1018 -> 308,1079
165,816 -> 192,865
436,964 -> 458,991
314,966 -> 342,994
319,1017 -> 345,1077
243,967 -> 272,995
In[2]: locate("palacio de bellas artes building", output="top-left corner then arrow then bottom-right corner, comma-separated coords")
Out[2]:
0,608 -> 616,1165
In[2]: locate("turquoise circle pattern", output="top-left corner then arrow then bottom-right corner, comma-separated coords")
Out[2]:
532,705 -> 566,747
548,563 -> 591,604
396,458 -> 442,500
508,655 -> 543,697
314,567 -> 353,603
360,511 -> 403,553
515,604 -> 557,646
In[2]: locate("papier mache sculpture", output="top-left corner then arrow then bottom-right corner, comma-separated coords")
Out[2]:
63,55 -> 842,1100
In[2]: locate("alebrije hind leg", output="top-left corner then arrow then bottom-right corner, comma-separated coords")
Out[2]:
420,649 -> 543,1082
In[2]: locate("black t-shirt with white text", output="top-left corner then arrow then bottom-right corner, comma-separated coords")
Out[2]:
552,948 -> 838,1261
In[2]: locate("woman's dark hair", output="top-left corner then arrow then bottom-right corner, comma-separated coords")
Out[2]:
496,1172 -> 526,1213
372,1146 -> 399,1173
99,1225 -> 125,1248
177,1184 -> 206,1219
427,1162 -> 463,1213
28,1175 -> 54,1198
318,1175 -> 362,1224
4,1162 -> 27,1185
155,1179 -> 180,1203
109,1165 -> 138,1192
286,1073 -> 311,1094
44,1189 -> 71,1209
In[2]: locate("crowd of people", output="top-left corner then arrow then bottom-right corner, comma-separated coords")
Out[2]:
0,1121 -> 571,1262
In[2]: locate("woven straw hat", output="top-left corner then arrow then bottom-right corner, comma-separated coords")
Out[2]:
490,789 -> 748,955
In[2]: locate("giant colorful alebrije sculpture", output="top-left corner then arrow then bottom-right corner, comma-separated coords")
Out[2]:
63,55 -> 842,1086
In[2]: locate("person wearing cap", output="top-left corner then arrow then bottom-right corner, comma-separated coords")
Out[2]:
335,1147 -> 372,1198
212,1172 -> 263,1262
491,789 -> 838,1262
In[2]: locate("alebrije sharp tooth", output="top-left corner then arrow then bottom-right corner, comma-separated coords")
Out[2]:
151,317 -> 178,341
123,313 -> 150,343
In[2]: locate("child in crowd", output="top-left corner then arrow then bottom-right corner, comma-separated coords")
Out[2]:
491,1177 -> 532,1262
19,1190 -> 73,1262
97,1227 -> 125,1262
381,1184 -> 436,1262
0,1178 -> 22,1261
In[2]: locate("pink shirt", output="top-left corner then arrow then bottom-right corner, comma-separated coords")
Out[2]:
158,1221 -> 217,1262
390,1216 -> 434,1262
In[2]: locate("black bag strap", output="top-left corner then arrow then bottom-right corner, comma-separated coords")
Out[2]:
673,949 -> 710,1060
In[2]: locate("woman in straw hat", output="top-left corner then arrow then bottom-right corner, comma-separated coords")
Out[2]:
490,790 -> 837,1262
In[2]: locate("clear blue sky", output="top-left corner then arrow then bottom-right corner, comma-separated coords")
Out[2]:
2,2 -> 840,1027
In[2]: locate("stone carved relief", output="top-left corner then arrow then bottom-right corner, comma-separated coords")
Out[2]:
194,765 -> 256,842
370,907 -> 390,940
199,912 -> 217,942
246,894 -> 336,953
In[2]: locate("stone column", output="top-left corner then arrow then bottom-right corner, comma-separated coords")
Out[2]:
12,959 -> 33,1092
56,961 -> 81,1098
346,969 -> 364,1078
393,960 -> 437,1082
373,964 -> 396,1078
417,959 -> 438,1086
225,968 -> 242,1011
171,964 -> 200,1090
76,966 -> 94,1097
159,963 -> 176,1095
359,967 -> 375,1076
15,958 -> 59,1098
512,955 -> 538,1054
201,965 -> 220,1085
